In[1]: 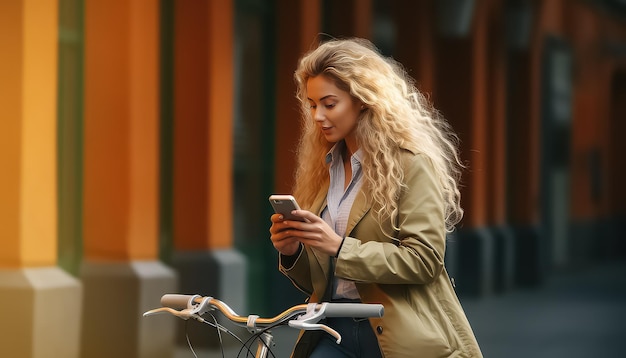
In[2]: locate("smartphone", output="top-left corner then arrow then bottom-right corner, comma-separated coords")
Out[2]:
269,195 -> 306,222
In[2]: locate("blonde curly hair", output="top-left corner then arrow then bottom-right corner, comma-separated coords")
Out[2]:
292,38 -> 464,232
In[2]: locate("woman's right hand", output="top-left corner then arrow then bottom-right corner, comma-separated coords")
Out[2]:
269,213 -> 302,256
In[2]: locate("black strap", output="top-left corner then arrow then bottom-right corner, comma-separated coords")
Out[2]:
322,257 -> 335,301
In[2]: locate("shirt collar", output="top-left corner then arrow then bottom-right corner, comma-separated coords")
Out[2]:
325,141 -> 362,165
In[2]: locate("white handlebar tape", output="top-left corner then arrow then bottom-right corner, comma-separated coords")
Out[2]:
324,303 -> 384,318
161,294 -> 196,309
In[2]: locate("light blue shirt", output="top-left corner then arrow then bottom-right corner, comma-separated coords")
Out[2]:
322,141 -> 363,300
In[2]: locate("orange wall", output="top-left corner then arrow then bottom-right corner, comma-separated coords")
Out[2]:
0,0 -> 59,268
0,1 -> 23,267
173,0 -> 234,250
83,0 -> 159,261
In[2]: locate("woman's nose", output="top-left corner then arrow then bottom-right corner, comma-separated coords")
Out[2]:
313,108 -> 325,122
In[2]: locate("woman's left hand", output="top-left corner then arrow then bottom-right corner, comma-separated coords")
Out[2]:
283,210 -> 344,256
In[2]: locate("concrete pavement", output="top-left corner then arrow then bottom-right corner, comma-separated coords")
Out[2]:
461,259 -> 626,357
176,259 -> 626,357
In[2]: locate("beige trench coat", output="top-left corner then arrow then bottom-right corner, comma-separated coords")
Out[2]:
280,151 -> 483,357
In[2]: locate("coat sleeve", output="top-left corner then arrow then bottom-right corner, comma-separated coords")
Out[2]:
278,246 -> 315,296
334,153 -> 448,285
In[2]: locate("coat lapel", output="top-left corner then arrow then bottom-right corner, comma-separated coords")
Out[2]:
345,190 -> 371,236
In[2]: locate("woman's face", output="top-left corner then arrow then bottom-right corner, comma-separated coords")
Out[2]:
306,75 -> 362,146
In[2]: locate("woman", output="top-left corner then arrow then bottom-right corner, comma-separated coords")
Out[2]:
269,38 -> 482,358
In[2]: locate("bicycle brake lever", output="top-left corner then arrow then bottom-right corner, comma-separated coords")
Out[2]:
143,307 -> 197,320
288,303 -> 342,344
293,302 -> 326,323
294,322 -> 341,344
143,295 -> 214,321
187,296 -> 213,315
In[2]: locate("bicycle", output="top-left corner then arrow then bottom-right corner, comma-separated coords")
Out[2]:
143,294 -> 384,358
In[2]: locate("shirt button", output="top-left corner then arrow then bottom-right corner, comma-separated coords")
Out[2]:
376,326 -> 383,334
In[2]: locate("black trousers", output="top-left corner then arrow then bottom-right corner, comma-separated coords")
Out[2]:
309,316 -> 383,358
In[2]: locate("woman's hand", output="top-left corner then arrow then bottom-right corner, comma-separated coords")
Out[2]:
270,210 -> 344,257
269,213 -> 302,256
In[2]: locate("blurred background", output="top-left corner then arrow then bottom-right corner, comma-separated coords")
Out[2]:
1,0 -> 625,357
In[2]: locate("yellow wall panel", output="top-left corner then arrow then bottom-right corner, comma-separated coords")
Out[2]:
21,0 -> 59,266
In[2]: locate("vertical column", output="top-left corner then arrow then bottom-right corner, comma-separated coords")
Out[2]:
57,0 -> 85,277
274,0 -> 322,193
565,3 -> 609,265
171,0 -> 246,348
485,0 -> 515,293
434,0 -> 494,296
0,1 -> 82,357
507,0 -> 544,287
607,71 -> 626,257
82,1 -> 177,357
392,0 -> 437,96
325,0 -> 372,38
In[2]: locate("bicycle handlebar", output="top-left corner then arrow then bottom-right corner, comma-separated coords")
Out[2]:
323,302 -> 384,318
158,293 -> 383,322
145,293 -> 384,346
161,294 -> 194,308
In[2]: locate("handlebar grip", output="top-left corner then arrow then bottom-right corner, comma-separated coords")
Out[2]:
324,303 -> 384,318
161,294 -> 197,309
